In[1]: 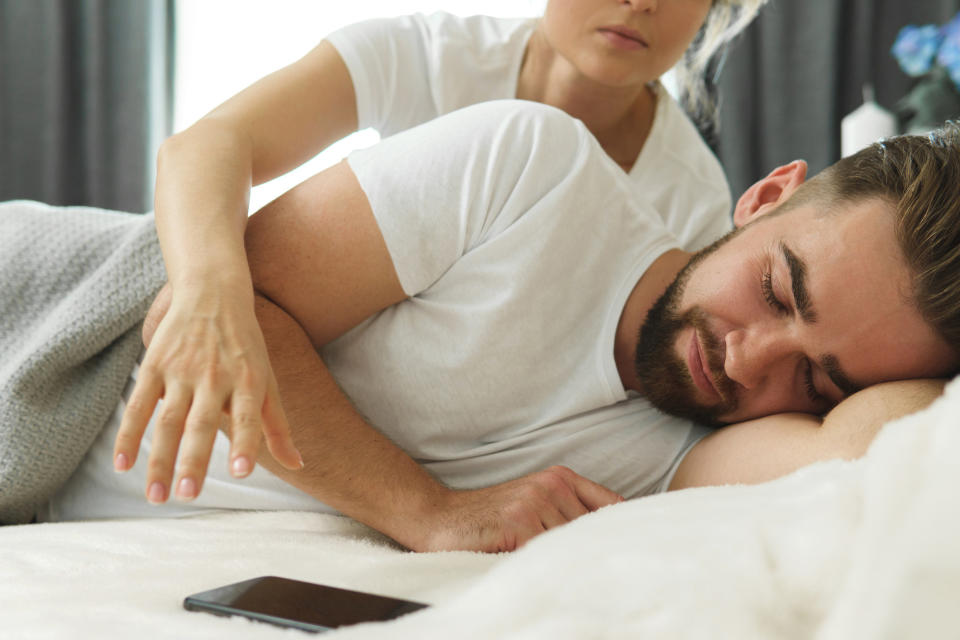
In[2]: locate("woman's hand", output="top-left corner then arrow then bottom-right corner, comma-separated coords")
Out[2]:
113,284 -> 303,503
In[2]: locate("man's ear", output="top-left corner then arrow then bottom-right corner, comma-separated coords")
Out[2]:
732,160 -> 808,227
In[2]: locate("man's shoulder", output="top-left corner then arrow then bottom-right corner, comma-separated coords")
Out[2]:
446,100 -> 595,157
451,99 -> 583,128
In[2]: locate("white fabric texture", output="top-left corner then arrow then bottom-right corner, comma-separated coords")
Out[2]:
326,11 -> 733,252
6,375 -> 960,638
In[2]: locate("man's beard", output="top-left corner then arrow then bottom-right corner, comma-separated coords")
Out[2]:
635,232 -> 741,425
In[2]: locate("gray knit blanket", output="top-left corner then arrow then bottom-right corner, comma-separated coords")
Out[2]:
0,200 -> 166,524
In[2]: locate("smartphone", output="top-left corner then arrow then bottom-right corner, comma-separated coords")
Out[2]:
183,575 -> 429,633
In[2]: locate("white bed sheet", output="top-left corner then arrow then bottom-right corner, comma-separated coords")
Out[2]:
3,376 -> 960,639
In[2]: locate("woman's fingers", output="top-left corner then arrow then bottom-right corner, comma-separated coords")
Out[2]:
173,378 -> 303,499
143,383 -> 192,504
225,386 -> 267,479
173,390 -> 227,500
114,290 -> 302,504
260,376 -> 303,471
113,368 -> 164,472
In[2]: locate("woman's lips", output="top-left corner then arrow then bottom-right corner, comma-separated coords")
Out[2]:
688,329 -> 721,401
598,26 -> 649,50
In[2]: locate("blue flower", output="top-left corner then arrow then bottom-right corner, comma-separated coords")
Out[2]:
892,24 -> 942,76
941,11 -> 960,40
938,15 -> 960,87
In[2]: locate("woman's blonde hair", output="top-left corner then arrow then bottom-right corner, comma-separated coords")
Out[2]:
675,0 -> 768,128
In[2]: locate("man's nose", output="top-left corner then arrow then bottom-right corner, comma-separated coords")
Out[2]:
723,325 -> 797,390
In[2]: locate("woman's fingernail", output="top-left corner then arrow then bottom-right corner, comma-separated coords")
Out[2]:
176,477 -> 197,501
114,453 -> 129,472
231,456 -> 252,477
147,482 -> 166,504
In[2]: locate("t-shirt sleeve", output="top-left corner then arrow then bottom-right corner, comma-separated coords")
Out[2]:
345,101 -> 594,296
653,423 -> 713,494
326,14 -> 440,135
627,88 -> 734,252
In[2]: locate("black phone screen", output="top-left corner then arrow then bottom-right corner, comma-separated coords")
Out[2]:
183,576 -> 429,633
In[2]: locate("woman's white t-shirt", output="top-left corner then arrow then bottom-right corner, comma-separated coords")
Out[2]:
326,11 -> 734,251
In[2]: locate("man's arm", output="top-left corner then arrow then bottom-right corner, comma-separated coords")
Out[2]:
669,378 -> 947,490
135,159 -> 622,552
248,290 -> 621,552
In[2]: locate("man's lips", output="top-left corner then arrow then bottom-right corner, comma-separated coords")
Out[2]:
688,329 -> 721,401
598,26 -> 649,50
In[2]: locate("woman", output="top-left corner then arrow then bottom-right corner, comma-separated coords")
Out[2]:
116,0 -> 766,500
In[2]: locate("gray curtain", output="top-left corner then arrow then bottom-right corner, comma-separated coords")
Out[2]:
714,0 -> 960,199
0,0 -> 175,213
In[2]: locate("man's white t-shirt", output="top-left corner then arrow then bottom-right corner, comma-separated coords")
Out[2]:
326,11 -> 734,251
326,101 -> 708,490
43,101 -> 712,522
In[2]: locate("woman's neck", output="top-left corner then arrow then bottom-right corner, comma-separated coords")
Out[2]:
516,29 -> 657,171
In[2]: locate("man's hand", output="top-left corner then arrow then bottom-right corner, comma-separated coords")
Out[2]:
412,466 -> 624,552
112,283 -> 303,504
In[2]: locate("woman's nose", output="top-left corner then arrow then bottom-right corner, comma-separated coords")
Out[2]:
723,326 -> 796,390
623,0 -> 658,13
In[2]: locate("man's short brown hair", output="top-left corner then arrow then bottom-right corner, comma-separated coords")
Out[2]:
785,123 -> 960,363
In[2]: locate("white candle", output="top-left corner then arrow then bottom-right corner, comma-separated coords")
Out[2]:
841,85 -> 897,157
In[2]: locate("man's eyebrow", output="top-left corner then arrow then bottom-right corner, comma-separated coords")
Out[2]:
820,354 -> 863,397
779,242 -> 862,398
780,241 -> 817,323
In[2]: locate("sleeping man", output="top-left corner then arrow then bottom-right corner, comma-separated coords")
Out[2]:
3,101 -> 958,552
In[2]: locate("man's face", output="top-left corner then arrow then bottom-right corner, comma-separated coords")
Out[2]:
636,197 -> 957,425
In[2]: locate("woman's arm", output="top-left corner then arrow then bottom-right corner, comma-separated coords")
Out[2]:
122,41 -> 360,483
124,160 -> 622,552
669,378 -> 947,490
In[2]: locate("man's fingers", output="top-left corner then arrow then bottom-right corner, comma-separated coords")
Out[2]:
551,491 -> 591,522
560,467 -> 624,511
423,468 -> 625,553
535,501 -> 569,532
260,381 -> 303,471
173,392 -> 223,501
497,503 -> 548,551
114,373 -> 163,472
508,472 -> 621,548
516,468 -> 590,525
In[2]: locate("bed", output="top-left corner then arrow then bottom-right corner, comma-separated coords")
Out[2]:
3,374 -> 958,639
